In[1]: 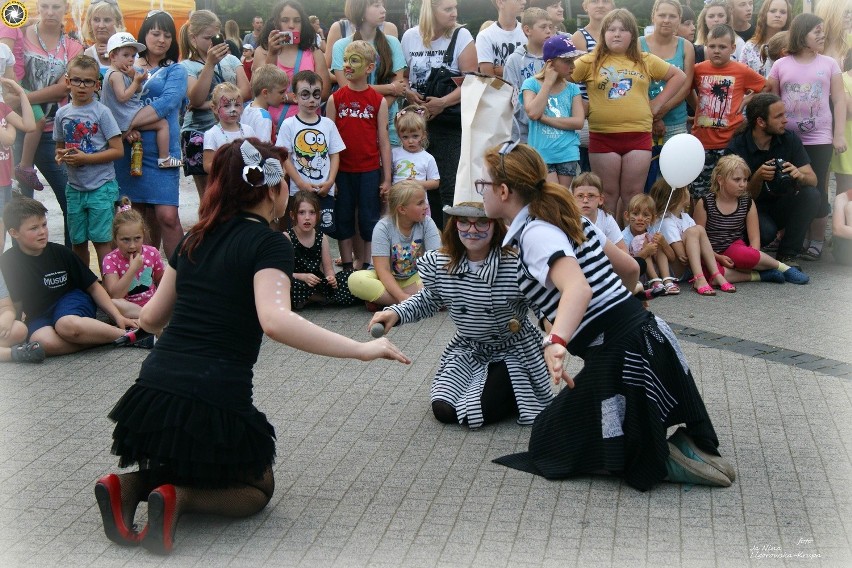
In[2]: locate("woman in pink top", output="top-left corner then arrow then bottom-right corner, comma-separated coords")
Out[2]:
768,13 -> 847,261
253,0 -> 331,126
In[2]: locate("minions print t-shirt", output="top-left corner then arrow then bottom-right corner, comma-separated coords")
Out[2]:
572,52 -> 671,134
371,216 -> 442,280
277,114 -> 347,196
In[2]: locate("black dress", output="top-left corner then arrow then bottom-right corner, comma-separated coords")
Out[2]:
109,213 -> 293,486
287,227 -> 358,307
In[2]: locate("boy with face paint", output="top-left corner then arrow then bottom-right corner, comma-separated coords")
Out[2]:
201,82 -> 256,174
326,40 -> 392,271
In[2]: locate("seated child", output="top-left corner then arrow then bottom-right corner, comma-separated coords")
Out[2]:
0,270 -> 44,363
285,191 -> 358,309
649,179 -> 744,296
0,197 -> 137,357
348,180 -> 441,310
202,82 -> 256,174
621,194 -> 674,297
570,172 -> 627,252
242,64 -> 288,143
100,33 -> 182,168
692,154 -> 810,286
392,105 -> 439,220
101,197 -> 165,319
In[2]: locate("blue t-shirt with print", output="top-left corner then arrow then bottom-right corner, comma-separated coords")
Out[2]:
520,77 -> 581,164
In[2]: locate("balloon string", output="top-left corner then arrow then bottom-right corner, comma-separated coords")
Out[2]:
653,186 -> 676,234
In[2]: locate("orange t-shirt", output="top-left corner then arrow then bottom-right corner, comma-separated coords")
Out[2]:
692,61 -> 766,149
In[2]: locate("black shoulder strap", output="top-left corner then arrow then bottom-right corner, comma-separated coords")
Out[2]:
443,26 -> 463,66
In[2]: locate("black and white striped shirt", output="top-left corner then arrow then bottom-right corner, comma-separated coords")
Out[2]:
503,206 -> 632,339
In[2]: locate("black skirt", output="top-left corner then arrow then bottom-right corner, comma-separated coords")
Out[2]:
109,351 -> 276,487
494,301 -> 719,492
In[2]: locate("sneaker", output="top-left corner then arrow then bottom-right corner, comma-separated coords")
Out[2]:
758,269 -> 785,283
15,164 -> 44,192
783,266 -> 809,285
131,334 -> 156,349
10,341 -> 45,363
665,442 -> 732,487
668,427 -> 735,482
776,254 -> 800,268
799,245 -> 822,261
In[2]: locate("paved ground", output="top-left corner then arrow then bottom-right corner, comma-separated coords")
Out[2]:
1,178 -> 850,567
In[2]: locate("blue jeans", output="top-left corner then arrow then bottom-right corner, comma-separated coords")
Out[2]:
334,169 -> 382,241
14,130 -> 70,247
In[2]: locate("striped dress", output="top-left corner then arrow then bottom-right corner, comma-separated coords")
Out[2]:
494,208 -> 721,491
388,247 -> 553,429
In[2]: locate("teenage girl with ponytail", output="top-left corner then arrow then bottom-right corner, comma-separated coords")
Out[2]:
480,141 -> 735,491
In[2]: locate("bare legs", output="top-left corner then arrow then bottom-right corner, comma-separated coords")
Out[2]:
590,149 -> 652,220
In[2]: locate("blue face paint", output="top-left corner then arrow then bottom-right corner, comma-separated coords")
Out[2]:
459,230 -> 490,240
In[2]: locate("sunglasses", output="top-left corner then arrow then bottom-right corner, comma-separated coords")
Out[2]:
146,9 -> 174,20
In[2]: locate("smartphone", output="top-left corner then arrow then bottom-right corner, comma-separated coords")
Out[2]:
211,34 -> 225,46
279,30 -> 301,45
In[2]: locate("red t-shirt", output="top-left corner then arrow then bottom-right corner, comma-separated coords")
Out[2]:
692,60 -> 766,149
331,85 -> 384,173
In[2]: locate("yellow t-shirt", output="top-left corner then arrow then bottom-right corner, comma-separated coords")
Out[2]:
572,52 -> 671,134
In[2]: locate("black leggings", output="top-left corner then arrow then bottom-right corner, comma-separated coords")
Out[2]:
805,143 -> 834,218
432,361 -> 519,426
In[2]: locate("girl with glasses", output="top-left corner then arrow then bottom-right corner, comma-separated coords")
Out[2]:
369,200 -> 552,429
480,141 -> 735,490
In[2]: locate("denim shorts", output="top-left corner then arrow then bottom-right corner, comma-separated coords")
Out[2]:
26,288 -> 96,336
547,161 -> 580,177
66,179 -> 120,244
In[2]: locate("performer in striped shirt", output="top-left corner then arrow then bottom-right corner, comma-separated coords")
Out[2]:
369,200 -> 553,429
483,142 -> 735,491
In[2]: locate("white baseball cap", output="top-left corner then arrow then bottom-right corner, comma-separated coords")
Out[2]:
106,32 -> 146,55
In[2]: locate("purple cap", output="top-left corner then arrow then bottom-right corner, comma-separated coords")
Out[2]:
542,36 -> 586,61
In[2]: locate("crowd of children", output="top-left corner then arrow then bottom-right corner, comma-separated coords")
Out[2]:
1,0 -> 849,365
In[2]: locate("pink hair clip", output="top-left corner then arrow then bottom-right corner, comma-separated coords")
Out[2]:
119,204 -> 132,212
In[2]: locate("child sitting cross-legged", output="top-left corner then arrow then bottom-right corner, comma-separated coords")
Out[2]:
101,197 -> 165,320
692,154 -> 810,286
0,197 -> 138,357
285,191 -> 358,309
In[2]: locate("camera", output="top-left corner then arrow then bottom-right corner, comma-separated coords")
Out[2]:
277,30 -> 301,45
211,34 -> 224,46
766,158 -> 794,195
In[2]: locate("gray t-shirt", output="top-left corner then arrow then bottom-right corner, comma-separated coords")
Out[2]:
371,216 -> 441,280
100,68 -> 141,131
52,100 -> 121,191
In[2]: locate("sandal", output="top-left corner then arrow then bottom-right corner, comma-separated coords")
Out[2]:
709,271 -> 736,293
689,273 -> 715,296
662,276 -> 680,295
646,278 -> 666,297
10,341 -> 45,363
799,245 -> 822,261
157,156 -> 183,169
15,164 -> 44,191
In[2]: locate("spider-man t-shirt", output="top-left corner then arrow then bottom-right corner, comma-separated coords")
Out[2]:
53,100 -> 121,191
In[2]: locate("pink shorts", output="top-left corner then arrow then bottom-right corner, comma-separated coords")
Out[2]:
588,132 -> 653,155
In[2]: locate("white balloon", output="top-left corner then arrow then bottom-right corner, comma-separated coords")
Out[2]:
659,133 -> 705,188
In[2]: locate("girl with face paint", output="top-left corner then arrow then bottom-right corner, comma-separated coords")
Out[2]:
368,204 -> 553,429
201,82 -> 257,174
